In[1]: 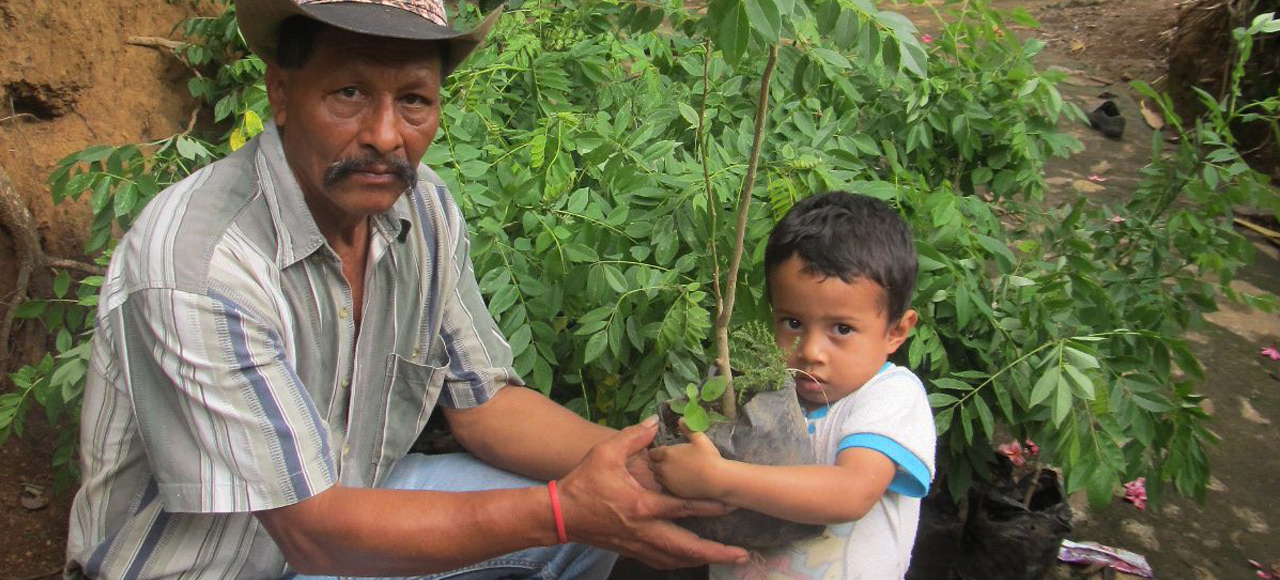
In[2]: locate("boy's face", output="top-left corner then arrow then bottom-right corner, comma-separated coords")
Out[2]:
769,256 -> 917,409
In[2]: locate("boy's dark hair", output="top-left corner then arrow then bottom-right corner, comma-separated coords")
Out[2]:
765,191 -> 918,324
274,16 -> 451,71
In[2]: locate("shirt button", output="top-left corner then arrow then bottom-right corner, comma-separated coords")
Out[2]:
341,377 -> 351,388
339,307 -> 349,319
412,347 -> 421,358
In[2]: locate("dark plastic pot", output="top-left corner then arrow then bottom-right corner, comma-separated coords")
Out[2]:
656,379 -> 825,550
955,466 -> 1073,580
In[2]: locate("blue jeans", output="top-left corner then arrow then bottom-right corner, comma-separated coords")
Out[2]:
293,453 -> 618,580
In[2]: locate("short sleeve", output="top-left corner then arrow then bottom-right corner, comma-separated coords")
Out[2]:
434,194 -> 522,409
833,369 -> 937,498
117,287 -> 335,513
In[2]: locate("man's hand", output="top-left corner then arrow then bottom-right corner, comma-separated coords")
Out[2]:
649,430 -> 728,500
626,448 -> 661,492
557,416 -> 750,569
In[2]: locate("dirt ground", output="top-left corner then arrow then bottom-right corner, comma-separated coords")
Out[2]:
1,0 -> 1278,579
0,0 -> 199,576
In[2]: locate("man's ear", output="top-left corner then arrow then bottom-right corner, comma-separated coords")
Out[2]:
885,309 -> 918,354
265,64 -> 287,128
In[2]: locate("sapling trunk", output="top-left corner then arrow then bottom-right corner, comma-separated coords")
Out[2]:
714,44 -> 780,421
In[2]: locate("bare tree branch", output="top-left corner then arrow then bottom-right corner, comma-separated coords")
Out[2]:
48,259 -> 105,277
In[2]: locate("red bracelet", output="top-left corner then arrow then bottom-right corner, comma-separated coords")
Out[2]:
547,480 -> 568,544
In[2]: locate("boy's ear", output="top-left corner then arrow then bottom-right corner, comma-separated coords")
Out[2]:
885,309 -> 918,354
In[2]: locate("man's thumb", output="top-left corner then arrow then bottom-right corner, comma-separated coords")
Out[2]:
609,415 -> 659,455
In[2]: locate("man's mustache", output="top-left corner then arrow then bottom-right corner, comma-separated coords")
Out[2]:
323,154 -> 417,188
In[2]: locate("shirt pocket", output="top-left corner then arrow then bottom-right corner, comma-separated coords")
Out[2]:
372,352 -> 447,484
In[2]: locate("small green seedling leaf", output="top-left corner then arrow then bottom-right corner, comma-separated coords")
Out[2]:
683,401 -> 711,432
701,376 -> 728,402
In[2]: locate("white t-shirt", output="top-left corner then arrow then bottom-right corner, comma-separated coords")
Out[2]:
710,363 -> 937,580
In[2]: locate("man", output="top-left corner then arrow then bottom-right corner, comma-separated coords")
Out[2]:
64,1 -> 749,578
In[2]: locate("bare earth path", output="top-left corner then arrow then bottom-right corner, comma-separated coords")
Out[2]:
899,1 -> 1280,578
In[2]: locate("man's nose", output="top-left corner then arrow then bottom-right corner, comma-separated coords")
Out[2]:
358,97 -> 403,155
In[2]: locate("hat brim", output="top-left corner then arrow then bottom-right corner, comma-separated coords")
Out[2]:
236,0 -> 501,75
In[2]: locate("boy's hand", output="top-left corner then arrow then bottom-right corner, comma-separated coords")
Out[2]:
649,429 -> 728,499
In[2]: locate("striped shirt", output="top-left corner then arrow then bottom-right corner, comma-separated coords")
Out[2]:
65,124 -> 519,580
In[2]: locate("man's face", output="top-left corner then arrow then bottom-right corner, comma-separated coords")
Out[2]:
267,27 -> 443,229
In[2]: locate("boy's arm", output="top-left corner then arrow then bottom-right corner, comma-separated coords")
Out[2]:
650,433 -> 897,525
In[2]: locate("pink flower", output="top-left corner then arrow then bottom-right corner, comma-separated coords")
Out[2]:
1088,174 -> 1109,183
922,33 -> 934,44
1110,215 -> 1126,224
1123,477 -> 1147,510
998,441 -> 1026,467
1025,440 -> 1039,456
1262,347 -> 1280,360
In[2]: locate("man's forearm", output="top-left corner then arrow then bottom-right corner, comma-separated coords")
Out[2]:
446,386 -> 615,480
258,484 -> 559,577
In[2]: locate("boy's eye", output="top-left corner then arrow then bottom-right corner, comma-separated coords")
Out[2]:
833,324 -> 854,336
781,318 -> 802,331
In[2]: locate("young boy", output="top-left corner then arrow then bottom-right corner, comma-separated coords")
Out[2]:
650,191 -> 936,580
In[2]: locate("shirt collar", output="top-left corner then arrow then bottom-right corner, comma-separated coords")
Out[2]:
803,362 -> 896,420
254,124 -> 414,268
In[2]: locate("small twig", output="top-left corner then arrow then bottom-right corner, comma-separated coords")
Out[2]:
182,106 -> 200,136
47,259 -> 106,277
0,113 -> 38,124
126,35 -> 186,51
1023,464 -> 1045,508
126,36 -> 202,79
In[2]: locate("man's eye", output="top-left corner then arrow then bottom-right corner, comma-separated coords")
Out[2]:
338,87 -> 360,98
834,324 -> 854,336
402,94 -> 431,106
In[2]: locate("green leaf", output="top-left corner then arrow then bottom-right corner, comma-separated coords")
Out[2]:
1053,376 -> 1072,426
683,401 -> 711,432
701,376 -> 728,402
1029,365 -> 1060,407
973,396 -> 994,439
12,301 -> 45,319
113,182 -> 137,218
53,271 -> 71,299
974,234 -> 1016,268
708,0 -> 750,65
744,0 -> 781,43
928,393 -> 959,407
933,406 -> 954,434
933,378 -> 975,391
1062,364 -> 1094,400
584,332 -> 608,364
679,102 -> 700,126
603,265 -> 628,293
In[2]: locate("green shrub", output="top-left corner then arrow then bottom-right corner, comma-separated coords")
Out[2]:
5,0 -> 1278,506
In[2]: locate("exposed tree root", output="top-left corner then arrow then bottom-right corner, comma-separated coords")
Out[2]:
0,164 -> 44,372
0,164 -> 103,374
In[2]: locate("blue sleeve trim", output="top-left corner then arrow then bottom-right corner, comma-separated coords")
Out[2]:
838,433 -> 930,498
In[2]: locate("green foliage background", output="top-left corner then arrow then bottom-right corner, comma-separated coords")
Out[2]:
4,0 -> 1280,505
